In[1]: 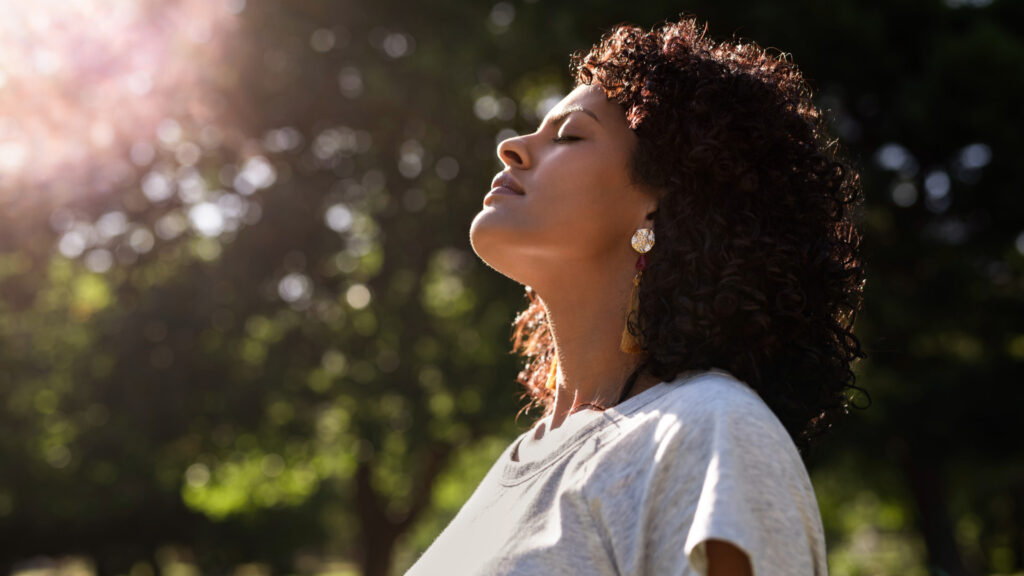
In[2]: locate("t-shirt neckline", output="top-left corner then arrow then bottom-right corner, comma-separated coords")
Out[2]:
500,369 -> 728,485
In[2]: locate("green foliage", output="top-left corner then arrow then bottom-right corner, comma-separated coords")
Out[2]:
392,436 -> 511,572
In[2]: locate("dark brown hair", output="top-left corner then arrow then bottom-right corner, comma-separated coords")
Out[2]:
510,15 -> 866,449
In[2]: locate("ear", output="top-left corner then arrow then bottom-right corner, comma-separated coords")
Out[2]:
628,183 -> 662,229
645,205 -> 658,225
642,191 -> 662,227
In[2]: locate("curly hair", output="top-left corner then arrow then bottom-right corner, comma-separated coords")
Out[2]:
510,15 -> 867,449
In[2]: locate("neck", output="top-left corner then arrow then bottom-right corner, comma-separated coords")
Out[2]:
535,257 -> 658,430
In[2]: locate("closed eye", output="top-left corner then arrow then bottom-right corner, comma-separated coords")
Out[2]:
552,135 -> 581,143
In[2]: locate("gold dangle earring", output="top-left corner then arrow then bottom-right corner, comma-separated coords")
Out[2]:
620,227 -> 654,354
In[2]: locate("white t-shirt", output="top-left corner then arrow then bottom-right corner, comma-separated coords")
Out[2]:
406,368 -> 828,575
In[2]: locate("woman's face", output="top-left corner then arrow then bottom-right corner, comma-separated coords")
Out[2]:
469,84 -> 658,287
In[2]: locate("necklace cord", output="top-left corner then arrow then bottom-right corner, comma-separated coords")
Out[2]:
616,359 -> 647,404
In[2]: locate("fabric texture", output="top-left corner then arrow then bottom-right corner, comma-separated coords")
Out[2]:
405,368 -> 828,575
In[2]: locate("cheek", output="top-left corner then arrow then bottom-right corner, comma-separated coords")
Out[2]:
555,151 -> 634,213
538,146 -> 630,206
538,183 -> 636,256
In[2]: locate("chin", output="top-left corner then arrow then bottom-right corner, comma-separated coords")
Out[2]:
469,211 -> 529,285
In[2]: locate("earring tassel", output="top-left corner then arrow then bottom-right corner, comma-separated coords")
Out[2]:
620,272 -> 644,354
545,355 -> 559,391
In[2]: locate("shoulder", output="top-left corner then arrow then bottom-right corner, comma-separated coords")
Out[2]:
661,369 -> 773,419
639,369 -> 792,450
589,369 -> 804,482
583,370 -> 827,575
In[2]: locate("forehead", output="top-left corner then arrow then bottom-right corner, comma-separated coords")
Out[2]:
564,83 -> 610,104
552,84 -> 628,127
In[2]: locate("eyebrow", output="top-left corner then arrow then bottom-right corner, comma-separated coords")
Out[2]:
544,105 -> 601,128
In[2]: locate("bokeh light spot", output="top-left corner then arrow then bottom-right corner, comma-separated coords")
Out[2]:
435,156 -> 460,181
490,2 -> 516,28
278,273 -> 313,303
189,203 -> 225,237
338,67 -> 363,99
186,463 -> 211,487
84,249 -> 114,273
310,28 -> 336,52
345,284 -> 371,309
325,204 -> 354,233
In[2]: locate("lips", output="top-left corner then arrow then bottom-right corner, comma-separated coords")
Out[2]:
490,172 -> 525,195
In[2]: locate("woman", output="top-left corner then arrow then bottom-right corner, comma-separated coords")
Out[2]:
408,14 -> 864,576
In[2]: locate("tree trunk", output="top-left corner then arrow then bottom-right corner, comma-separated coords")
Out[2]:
902,445 -> 974,576
355,445 -> 450,576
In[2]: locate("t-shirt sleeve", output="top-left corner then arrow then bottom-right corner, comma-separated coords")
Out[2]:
646,384 -> 827,576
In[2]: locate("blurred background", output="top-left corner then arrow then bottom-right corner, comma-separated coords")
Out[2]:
0,0 -> 1021,574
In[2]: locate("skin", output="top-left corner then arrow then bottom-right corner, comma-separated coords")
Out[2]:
469,84 -> 662,429
469,84 -> 754,575
707,539 -> 754,576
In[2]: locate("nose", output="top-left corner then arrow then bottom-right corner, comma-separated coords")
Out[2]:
497,135 -> 529,169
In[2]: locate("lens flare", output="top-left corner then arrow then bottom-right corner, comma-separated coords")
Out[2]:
0,0 -> 243,206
